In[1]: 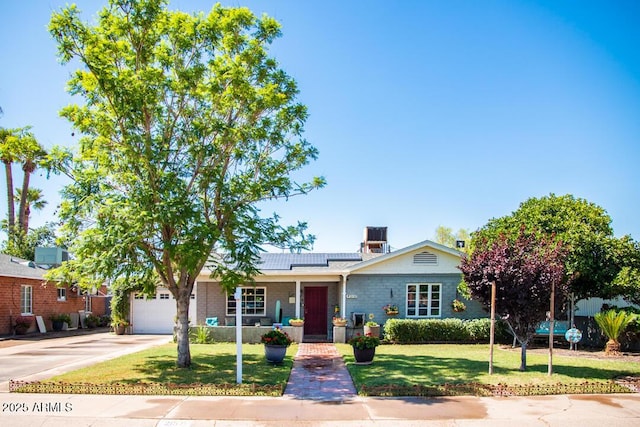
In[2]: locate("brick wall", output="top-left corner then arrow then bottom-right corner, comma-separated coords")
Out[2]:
0,277 -> 108,335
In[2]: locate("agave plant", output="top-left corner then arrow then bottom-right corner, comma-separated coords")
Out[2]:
594,309 -> 637,355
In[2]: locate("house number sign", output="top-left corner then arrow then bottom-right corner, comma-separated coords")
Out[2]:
346,294 -> 358,299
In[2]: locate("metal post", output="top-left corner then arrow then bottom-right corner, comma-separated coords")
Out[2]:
234,287 -> 242,384
548,282 -> 555,376
489,281 -> 496,375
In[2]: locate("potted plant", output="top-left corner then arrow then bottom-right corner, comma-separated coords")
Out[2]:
383,304 -> 399,316
261,329 -> 293,363
452,299 -> 467,313
50,313 -> 72,331
363,313 -> 380,338
14,315 -> 33,335
111,315 -> 130,335
332,316 -> 347,327
288,318 -> 304,327
348,332 -> 380,364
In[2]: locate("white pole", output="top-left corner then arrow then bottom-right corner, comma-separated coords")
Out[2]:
234,287 -> 242,384
489,280 -> 496,375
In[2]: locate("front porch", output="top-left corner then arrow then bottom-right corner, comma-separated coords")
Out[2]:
195,278 -> 348,343
187,325 -> 304,343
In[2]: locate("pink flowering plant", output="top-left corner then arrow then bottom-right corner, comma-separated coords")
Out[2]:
260,329 -> 293,346
348,332 -> 380,350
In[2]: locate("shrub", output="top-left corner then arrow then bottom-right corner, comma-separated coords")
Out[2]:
85,314 -> 100,328
384,318 -> 508,343
50,313 -> 72,324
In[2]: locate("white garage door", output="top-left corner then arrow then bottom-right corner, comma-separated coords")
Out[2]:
132,288 -> 196,334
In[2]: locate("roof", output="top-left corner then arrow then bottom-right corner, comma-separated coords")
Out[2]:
0,253 -> 47,280
258,253 -> 364,270
347,239 -> 463,273
201,240 -> 462,278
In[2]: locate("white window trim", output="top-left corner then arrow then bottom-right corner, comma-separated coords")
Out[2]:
406,283 -> 441,318
226,286 -> 267,317
57,287 -> 67,302
21,285 -> 33,315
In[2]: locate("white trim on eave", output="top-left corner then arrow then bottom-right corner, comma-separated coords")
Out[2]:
346,239 -> 462,273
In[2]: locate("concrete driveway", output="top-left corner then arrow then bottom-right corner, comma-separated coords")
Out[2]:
0,332 -> 170,391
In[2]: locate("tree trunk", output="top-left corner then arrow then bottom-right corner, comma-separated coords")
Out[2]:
18,160 -> 34,234
605,339 -> 621,356
3,160 -> 15,237
175,286 -> 192,368
519,341 -> 527,371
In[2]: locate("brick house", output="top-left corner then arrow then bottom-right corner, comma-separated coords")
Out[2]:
0,254 -> 107,335
131,227 -> 484,340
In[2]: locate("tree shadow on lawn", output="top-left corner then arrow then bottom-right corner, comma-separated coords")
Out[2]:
123,352 -> 293,385
521,363 -> 638,381
348,354 -> 635,387
348,354 -> 506,386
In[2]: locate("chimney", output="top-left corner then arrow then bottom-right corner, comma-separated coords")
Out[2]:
362,226 -> 389,254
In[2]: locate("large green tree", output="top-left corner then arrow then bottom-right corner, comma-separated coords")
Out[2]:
434,225 -> 470,253
471,194 -> 636,301
48,0 -> 324,367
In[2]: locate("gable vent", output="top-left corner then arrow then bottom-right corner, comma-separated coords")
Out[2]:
413,251 -> 437,265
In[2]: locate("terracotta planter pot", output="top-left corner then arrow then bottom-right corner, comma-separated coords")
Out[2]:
264,344 -> 288,364
353,347 -> 376,364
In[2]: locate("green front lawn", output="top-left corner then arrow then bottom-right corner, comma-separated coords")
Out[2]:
337,343 -> 640,389
48,343 -> 295,386
36,342 -> 639,397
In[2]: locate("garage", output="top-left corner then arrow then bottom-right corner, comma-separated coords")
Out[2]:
131,287 -> 196,334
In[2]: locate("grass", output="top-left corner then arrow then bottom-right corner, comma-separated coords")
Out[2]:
48,343 -> 296,387
35,342 -> 640,397
336,343 -> 640,389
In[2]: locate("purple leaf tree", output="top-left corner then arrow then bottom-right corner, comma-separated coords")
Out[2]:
459,228 -> 567,371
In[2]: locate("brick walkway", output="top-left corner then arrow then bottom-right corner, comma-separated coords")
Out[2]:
283,343 -> 357,401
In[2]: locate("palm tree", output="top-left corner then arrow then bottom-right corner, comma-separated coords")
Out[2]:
14,188 -> 47,232
16,132 -> 45,235
0,127 -> 19,236
594,309 -> 637,355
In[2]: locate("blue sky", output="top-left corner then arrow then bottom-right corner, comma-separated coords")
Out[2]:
1,0 -> 639,252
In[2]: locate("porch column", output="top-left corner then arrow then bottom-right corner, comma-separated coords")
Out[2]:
295,280 -> 301,318
341,274 -> 348,318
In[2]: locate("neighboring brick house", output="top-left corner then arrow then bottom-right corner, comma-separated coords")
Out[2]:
131,227 -> 484,339
0,254 -> 107,335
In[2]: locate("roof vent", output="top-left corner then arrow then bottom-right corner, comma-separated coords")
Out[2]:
413,251 -> 438,265
19,261 -> 36,268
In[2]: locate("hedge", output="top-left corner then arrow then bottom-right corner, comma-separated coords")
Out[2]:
383,318 -> 509,343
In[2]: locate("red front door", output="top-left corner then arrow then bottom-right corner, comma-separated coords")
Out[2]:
304,286 -> 328,336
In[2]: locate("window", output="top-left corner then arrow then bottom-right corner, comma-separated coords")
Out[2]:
159,293 -> 170,300
21,285 -> 33,315
57,287 -> 66,301
227,287 -> 266,316
406,283 -> 441,317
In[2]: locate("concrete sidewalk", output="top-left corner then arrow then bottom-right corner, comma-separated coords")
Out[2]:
2,339 -> 639,426
1,392 -> 639,426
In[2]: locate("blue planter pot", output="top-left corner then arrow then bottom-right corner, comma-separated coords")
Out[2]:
264,344 -> 288,364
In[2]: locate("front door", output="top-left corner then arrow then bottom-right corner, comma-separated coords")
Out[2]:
304,286 -> 328,336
